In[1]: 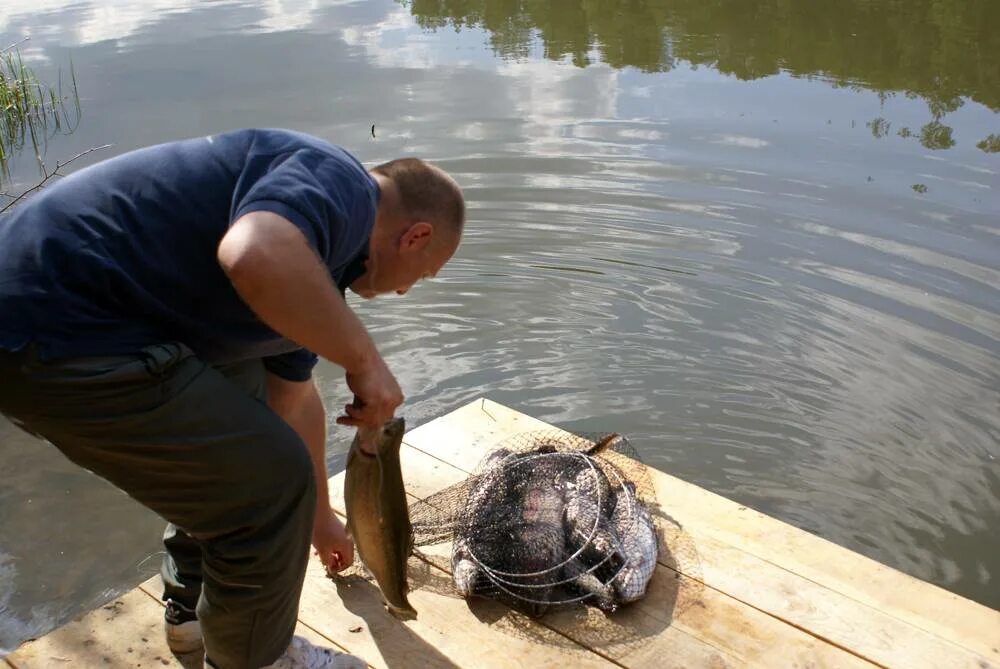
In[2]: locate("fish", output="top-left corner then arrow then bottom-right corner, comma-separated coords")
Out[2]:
452,446 -> 570,617
507,520 -> 565,617
563,556 -> 618,612
451,435 -> 637,615
563,464 -> 626,610
451,447 -> 512,597
343,417 -> 417,619
451,537 -> 479,598
564,437 -> 620,555
610,480 -> 658,603
564,467 -> 614,541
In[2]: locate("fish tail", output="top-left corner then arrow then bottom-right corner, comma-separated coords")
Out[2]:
587,433 -> 623,456
387,601 -> 417,620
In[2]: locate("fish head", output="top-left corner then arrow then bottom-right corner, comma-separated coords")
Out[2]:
381,417 -> 406,443
356,418 -> 406,456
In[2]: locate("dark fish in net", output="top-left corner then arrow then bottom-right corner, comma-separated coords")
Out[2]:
412,430 -> 660,617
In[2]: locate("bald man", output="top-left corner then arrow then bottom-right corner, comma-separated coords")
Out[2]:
0,129 -> 464,669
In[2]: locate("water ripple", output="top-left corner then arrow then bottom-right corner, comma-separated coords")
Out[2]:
347,128 -> 1000,610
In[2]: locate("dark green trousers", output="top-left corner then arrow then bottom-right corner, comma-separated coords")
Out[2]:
0,343 -> 317,669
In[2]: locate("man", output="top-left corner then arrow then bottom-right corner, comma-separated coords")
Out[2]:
0,129 -> 465,668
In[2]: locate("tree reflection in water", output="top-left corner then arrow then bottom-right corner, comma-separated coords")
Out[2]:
402,0 -> 1000,151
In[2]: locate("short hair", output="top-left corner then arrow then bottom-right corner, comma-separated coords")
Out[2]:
372,158 -> 465,240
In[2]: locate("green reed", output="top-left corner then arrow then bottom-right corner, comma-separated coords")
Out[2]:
0,41 -> 81,183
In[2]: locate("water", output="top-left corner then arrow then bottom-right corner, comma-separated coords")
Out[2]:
1,0 -> 998,652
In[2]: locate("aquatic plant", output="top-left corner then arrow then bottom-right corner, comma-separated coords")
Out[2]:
0,40 -> 81,184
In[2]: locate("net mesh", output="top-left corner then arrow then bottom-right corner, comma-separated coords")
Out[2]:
409,430 -> 660,617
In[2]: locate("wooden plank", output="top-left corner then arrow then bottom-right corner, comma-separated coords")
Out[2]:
646,472 -> 1000,663
413,541 -> 871,669
326,447 -> 874,668
136,578 -> 362,667
672,527 -> 998,669
5,587 -> 200,669
6,583 -> 342,669
297,552 -> 620,669
398,398 -> 1000,668
320,479 -> 735,668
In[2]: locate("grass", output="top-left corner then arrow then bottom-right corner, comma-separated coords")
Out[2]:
0,39 -> 81,184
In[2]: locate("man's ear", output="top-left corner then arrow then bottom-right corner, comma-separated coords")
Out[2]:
399,221 -> 433,253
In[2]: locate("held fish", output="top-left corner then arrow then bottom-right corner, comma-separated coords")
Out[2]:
344,418 -> 417,619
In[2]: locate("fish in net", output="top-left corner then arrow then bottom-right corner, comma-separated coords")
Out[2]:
410,430 -> 659,617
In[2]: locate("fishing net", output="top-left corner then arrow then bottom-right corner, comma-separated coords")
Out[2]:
409,429 -> 661,617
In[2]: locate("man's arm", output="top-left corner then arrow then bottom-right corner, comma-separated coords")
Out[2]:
267,373 -> 353,572
218,210 -> 402,427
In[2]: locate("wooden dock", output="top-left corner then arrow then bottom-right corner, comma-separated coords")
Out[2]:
6,398 -> 999,668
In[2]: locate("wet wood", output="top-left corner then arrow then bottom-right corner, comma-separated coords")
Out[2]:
8,397 -> 999,668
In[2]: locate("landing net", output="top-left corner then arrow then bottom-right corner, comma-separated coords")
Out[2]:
410,430 -> 659,616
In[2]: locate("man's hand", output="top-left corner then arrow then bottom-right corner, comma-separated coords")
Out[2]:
313,509 -> 354,575
336,356 -> 403,429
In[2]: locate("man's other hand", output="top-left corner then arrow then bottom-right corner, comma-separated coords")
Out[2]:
313,510 -> 354,575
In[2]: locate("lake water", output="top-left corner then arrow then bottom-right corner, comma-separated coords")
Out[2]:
1,0 -> 998,653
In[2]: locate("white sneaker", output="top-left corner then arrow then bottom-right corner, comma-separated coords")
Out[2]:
262,636 -> 367,669
164,599 -> 204,653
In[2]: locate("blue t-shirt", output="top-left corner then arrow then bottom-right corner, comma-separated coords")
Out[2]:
0,128 -> 379,381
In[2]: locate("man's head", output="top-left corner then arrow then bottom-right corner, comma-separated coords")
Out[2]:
350,158 -> 464,298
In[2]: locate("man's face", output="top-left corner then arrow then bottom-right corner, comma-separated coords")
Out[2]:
350,225 -> 457,299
